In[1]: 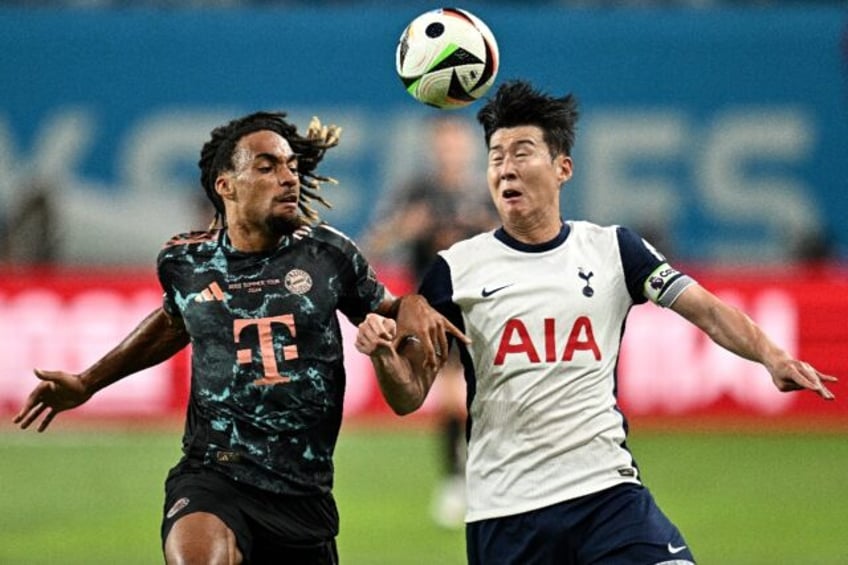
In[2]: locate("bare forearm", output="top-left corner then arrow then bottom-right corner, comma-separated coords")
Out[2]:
371,346 -> 437,415
80,308 -> 189,395
673,285 -> 787,369
672,284 -> 837,399
704,301 -> 787,367
357,299 -> 466,414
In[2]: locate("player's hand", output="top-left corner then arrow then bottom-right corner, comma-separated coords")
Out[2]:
396,295 -> 469,370
13,369 -> 92,432
356,314 -> 397,356
769,358 -> 837,400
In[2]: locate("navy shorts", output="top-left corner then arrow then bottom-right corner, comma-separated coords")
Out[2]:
161,462 -> 339,565
466,483 -> 695,565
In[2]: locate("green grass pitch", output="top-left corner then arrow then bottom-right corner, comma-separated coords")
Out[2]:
2,422 -> 847,564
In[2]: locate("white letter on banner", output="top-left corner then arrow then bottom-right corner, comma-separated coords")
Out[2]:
582,112 -> 684,230
698,109 -> 819,262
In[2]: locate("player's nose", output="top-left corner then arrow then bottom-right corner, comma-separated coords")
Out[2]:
277,165 -> 298,186
496,154 -> 518,180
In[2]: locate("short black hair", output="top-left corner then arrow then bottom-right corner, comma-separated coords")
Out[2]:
198,111 -> 339,225
476,80 -> 579,157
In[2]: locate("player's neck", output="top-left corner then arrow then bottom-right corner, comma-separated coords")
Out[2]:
226,223 -> 282,253
502,214 -> 563,245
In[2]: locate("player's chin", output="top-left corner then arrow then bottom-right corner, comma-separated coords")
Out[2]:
265,212 -> 301,236
497,198 -> 526,217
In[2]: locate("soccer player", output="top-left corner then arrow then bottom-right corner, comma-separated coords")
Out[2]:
14,111 -> 461,565
354,81 -> 838,564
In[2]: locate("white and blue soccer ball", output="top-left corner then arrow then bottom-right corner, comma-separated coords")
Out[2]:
396,7 -> 499,110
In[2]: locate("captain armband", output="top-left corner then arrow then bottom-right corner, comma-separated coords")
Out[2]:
643,263 -> 696,308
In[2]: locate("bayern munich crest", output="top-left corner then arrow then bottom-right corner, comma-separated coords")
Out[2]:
285,269 -> 313,295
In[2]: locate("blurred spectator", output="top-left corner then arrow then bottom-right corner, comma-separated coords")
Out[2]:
1,178 -> 60,265
792,227 -> 837,263
364,115 -> 499,529
366,116 -> 498,279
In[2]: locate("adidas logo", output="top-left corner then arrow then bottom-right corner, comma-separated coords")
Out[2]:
194,281 -> 225,303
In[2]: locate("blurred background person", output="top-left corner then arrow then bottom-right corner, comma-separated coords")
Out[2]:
364,115 -> 499,529
0,177 -> 60,266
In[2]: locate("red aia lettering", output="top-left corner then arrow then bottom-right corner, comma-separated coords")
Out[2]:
562,316 -> 601,361
494,319 -> 541,365
234,314 -> 297,385
494,316 -> 601,366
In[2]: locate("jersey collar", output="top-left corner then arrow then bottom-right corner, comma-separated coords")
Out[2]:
494,221 -> 571,253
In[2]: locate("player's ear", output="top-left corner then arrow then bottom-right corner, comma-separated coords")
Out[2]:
555,154 -> 573,185
215,173 -> 235,201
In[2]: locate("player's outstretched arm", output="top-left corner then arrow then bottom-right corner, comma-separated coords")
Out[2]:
670,284 -> 837,400
13,307 -> 190,432
356,313 -> 441,415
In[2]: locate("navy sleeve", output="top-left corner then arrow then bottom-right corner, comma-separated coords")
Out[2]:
616,226 -> 666,305
418,256 -> 464,334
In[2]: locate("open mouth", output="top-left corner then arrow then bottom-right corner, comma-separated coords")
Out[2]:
502,188 -> 522,199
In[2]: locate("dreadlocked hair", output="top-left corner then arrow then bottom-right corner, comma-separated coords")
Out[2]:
476,80 -> 579,157
198,111 -> 342,228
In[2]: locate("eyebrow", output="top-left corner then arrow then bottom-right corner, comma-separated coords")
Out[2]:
489,139 -> 537,153
254,152 -> 299,164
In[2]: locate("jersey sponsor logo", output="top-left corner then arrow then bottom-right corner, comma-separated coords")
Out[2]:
494,316 -> 601,365
234,315 -> 297,385
481,283 -> 513,298
284,269 -> 313,295
194,281 -> 225,303
166,497 -> 190,519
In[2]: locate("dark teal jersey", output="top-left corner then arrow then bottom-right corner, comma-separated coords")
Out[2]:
157,224 -> 386,495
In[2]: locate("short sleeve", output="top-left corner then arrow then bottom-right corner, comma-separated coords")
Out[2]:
616,226 -> 695,308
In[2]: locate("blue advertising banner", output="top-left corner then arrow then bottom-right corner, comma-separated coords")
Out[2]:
1,6 -> 846,264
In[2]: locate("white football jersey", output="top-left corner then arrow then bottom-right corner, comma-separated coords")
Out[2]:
419,220 -> 694,522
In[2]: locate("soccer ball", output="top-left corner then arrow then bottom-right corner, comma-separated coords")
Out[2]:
396,7 -> 499,110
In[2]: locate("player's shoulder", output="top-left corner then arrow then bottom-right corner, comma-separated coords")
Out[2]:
569,220 -> 645,248
305,222 -> 359,250
437,230 -> 498,279
568,219 -> 621,238
159,229 -> 221,263
575,221 -> 670,279
161,229 -> 221,253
